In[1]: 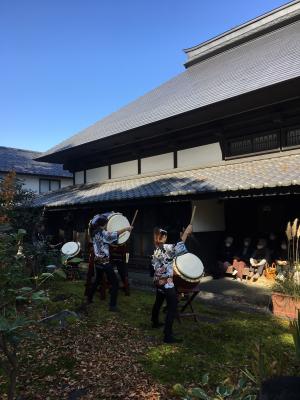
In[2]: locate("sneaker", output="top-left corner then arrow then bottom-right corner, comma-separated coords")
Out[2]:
163,336 -> 183,344
151,322 -> 164,329
232,270 -> 238,276
109,306 -> 119,312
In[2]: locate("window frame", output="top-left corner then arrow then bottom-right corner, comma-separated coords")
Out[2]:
39,178 -> 61,194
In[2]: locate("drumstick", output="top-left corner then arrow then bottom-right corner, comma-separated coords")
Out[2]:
131,209 -> 139,227
190,206 -> 197,225
119,210 -> 139,240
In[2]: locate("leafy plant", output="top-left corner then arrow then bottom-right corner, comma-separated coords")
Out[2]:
290,310 -> 300,362
272,218 -> 300,298
0,229 -> 66,400
0,171 -> 38,236
172,373 -> 257,400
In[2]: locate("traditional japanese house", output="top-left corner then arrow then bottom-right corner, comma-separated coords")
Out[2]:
0,146 -> 73,194
35,1 -> 300,272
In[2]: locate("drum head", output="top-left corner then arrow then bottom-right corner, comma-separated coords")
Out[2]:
61,242 -> 80,257
107,214 -> 130,244
175,253 -> 204,280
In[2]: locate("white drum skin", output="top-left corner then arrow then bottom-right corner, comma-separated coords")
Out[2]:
173,252 -> 204,289
61,241 -> 81,258
106,213 -> 130,245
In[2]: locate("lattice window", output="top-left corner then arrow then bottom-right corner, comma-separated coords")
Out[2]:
228,138 -> 252,156
286,128 -> 300,147
253,133 -> 278,152
227,132 -> 279,157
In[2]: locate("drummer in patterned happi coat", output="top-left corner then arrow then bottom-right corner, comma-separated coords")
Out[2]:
151,224 -> 193,343
87,214 -> 132,311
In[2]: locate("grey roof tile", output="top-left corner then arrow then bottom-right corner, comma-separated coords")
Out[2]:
33,152 -> 300,208
39,21 -> 300,159
0,146 -> 72,178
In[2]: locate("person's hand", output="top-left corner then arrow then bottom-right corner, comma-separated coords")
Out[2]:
185,224 -> 193,236
127,226 -> 133,232
179,227 -> 185,239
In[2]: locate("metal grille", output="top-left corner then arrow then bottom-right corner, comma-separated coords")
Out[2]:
286,128 -> 300,147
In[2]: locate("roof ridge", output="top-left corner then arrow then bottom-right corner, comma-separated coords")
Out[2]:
184,0 -> 300,67
0,146 -> 42,155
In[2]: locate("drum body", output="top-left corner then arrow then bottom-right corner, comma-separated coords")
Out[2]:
106,212 -> 130,245
173,252 -> 204,290
61,241 -> 81,259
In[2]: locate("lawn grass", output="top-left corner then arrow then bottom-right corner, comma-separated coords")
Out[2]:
51,281 -> 299,387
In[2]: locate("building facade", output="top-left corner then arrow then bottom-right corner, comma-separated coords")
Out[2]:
35,1 -> 300,272
0,147 -> 73,194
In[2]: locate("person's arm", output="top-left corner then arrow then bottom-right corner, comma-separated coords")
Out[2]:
257,258 -> 267,266
181,224 -> 193,243
117,226 -> 133,235
102,227 -> 132,245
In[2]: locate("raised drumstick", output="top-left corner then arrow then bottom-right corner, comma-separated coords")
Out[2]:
131,209 -> 139,227
190,205 -> 197,225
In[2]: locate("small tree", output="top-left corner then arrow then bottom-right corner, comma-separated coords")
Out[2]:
0,171 -> 39,236
0,173 -> 62,399
0,229 -> 65,400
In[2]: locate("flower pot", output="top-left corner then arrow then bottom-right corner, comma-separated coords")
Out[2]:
272,292 -> 300,319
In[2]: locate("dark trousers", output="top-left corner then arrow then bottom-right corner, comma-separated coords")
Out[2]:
116,260 -> 130,295
115,260 -> 128,282
249,262 -> 266,276
151,287 -> 178,339
89,264 -> 118,307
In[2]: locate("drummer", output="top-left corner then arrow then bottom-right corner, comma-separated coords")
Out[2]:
87,213 -> 132,311
151,224 -> 193,343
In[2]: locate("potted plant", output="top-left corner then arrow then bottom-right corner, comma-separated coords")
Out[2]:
272,219 -> 300,319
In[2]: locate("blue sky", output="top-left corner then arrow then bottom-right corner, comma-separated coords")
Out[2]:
0,0 -> 287,152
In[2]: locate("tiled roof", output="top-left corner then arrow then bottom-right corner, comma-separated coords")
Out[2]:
0,147 -> 72,178
38,20 -> 300,160
34,151 -> 300,208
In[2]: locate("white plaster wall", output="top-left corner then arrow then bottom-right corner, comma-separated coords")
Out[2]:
192,199 -> 225,232
141,153 -> 173,174
177,143 -> 222,168
0,172 -> 72,192
61,178 -> 73,187
86,166 -> 109,183
18,174 -> 40,192
111,160 -> 138,179
75,171 -> 84,185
